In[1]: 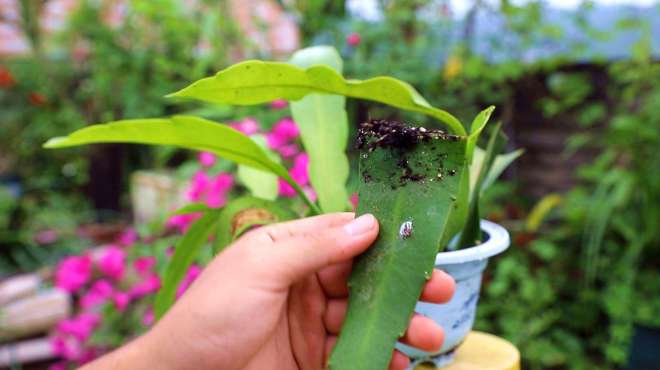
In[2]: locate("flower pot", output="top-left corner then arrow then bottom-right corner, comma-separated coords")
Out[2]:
397,220 -> 510,368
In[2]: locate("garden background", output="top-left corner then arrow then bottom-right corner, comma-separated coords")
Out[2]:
1,0 -> 659,369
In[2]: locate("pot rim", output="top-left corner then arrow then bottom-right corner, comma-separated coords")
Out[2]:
435,220 -> 510,265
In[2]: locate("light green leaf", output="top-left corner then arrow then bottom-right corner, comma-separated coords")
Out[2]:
44,115 -> 320,214
458,123 -> 505,248
330,123 -> 466,370
466,106 -> 495,163
237,135 -> 279,201
170,203 -> 212,216
154,210 -> 220,320
481,148 -> 524,192
289,46 -> 349,213
168,60 -> 465,135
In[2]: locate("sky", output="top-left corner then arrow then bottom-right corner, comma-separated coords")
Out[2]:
348,0 -> 659,20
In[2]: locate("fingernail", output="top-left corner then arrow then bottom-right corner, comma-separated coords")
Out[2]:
344,214 -> 375,236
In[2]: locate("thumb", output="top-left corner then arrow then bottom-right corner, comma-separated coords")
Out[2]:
255,213 -> 379,285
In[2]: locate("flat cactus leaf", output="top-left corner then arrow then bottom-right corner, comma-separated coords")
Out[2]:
329,120 -> 467,370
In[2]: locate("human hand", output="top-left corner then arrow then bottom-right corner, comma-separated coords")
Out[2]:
84,213 -> 455,370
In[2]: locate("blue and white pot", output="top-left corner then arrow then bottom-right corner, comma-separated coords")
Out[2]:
397,220 -> 510,368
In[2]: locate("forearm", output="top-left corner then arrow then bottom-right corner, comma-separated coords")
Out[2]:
79,333 -> 163,370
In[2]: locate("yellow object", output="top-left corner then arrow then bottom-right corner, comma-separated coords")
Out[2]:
415,331 -> 520,370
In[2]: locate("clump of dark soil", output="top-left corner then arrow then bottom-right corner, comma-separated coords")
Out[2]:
357,119 -> 462,187
356,119 -> 460,152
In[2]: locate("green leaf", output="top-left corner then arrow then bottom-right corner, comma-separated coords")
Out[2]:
329,122 -> 466,370
215,197 -> 296,254
154,210 -> 221,320
466,106 -> 495,163
237,135 -> 279,201
170,202 -> 212,216
480,148 -> 524,193
168,60 -> 465,135
289,46 -> 350,213
458,123 -> 506,248
44,115 -> 320,214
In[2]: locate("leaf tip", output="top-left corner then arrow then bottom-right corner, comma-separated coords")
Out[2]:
43,137 -> 68,149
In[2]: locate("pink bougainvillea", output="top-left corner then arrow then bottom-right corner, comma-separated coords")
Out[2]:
116,228 -> 138,247
198,151 -> 217,167
278,153 -> 310,197
267,117 -> 300,150
55,255 -> 92,293
230,117 -> 259,135
112,291 -> 130,311
347,32 -> 361,46
133,256 -> 157,277
79,280 -> 113,309
176,265 -> 203,298
98,246 -> 126,281
129,274 -> 161,299
270,99 -> 288,110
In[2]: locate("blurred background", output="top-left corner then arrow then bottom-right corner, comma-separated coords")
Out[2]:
0,0 -> 659,369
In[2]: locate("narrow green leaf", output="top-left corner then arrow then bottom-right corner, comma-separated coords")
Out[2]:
170,202 -> 212,216
481,148 -> 524,193
154,210 -> 220,320
457,123 -> 506,248
329,121 -> 466,370
168,60 -> 465,135
289,46 -> 350,213
466,106 -> 495,163
237,135 -> 279,201
215,196 -> 296,254
43,115 -> 320,214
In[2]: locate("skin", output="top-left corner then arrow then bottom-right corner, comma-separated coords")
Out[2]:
82,213 -> 455,370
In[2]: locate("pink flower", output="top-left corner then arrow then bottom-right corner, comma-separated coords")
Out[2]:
55,255 -> 92,293
142,308 -> 155,327
113,292 -> 130,311
34,229 -> 58,244
206,173 -> 234,208
56,313 -> 100,341
270,99 -> 288,110
116,228 -> 138,247
129,274 -> 161,299
347,32 -> 361,46
278,153 -> 310,197
230,117 -> 259,135
98,246 -> 126,280
267,117 -> 300,149
350,193 -> 359,210
198,151 -> 217,167
79,280 -> 114,309
187,171 -> 210,202
176,265 -> 203,299
133,256 -> 157,276
49,362 -> 67,370
166,213 -> 201,233
277,143 -> 300,158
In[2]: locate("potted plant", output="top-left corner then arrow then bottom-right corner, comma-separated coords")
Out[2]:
44,46 -> 521,370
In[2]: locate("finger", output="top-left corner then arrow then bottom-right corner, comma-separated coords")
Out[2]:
324,335 -> 338,366
258,212 -> 355,242
389,350 -> 410,370
265,213 -> 379,285
400,315 -> 444,352
323,299 -> 348,334
317,261 -> 352,298
420,269 -> 455,303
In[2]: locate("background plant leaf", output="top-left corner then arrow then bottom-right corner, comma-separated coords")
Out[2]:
168,60 -> 465,135
289,46 -> 350,213
329,129 -> 466,370
458,123 -> 506,248
154,209 -> 221,320
44,115 -> 319,213
237,135 -> 279,201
